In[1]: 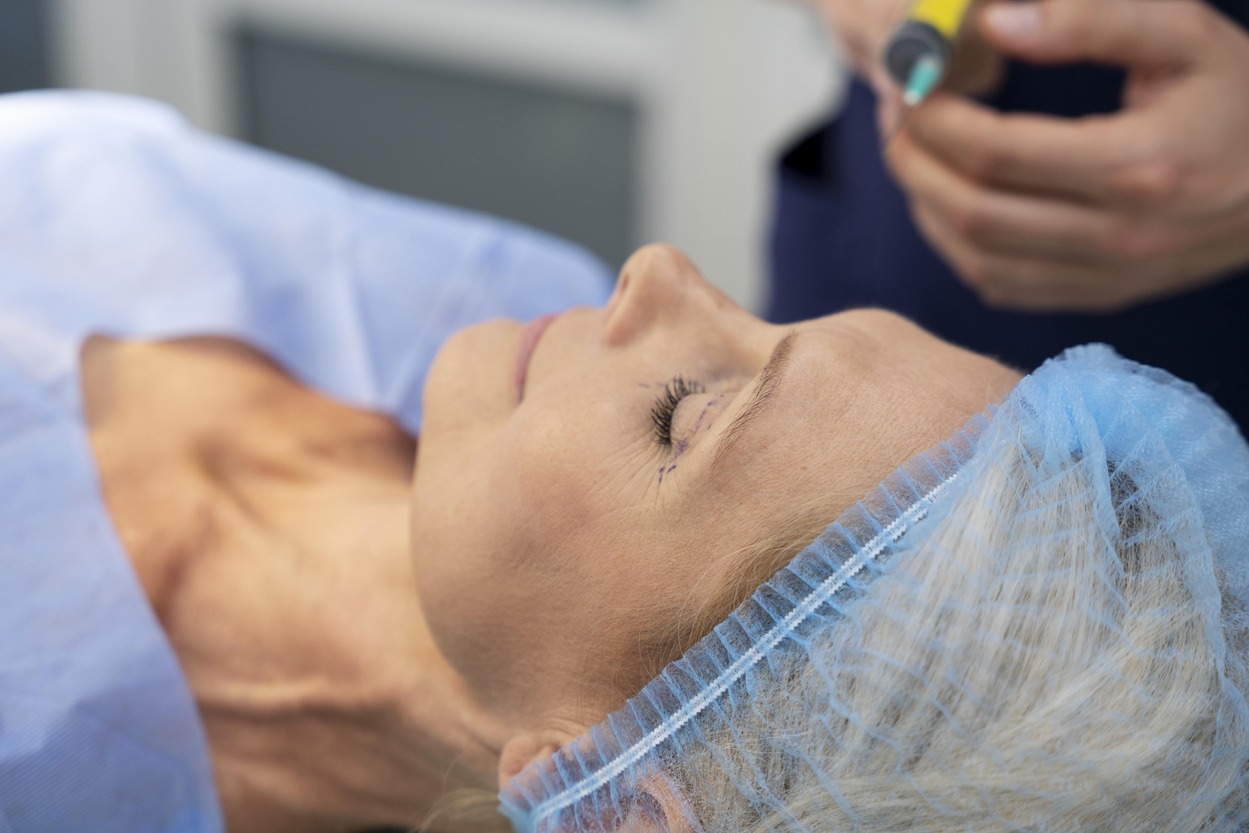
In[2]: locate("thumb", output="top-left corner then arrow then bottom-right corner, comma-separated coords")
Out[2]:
980,0 -> 1203,68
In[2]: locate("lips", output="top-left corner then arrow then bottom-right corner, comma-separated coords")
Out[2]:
515,313 -> 558,401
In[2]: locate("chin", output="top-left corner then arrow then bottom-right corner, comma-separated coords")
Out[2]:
421,318 -> 521,435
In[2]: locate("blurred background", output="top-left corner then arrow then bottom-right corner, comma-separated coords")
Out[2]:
2,0 -> 844,309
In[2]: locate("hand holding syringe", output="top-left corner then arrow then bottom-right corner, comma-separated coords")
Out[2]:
805,0 -> 1249,311
880,0 -> 1249,311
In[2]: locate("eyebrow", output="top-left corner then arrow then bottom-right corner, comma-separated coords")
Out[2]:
712,330 -> 799,470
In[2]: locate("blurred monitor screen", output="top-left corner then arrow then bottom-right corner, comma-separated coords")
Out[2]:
236,28 -> 640,271
0,0 -> 51,93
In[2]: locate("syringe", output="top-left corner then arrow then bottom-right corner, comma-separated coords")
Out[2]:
883,0 -> 977,106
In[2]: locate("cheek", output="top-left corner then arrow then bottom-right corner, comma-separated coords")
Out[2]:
410,458 -> 572,712
411,376 -> 678,710
408,412 -> 612,692
410,449 -> 504,650
486,413 -> 610,558
492,413 -> 700,638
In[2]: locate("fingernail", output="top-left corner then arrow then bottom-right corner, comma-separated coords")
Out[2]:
985,3 -> 1041,38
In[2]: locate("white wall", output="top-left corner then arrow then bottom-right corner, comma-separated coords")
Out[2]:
50,0 -> 844,310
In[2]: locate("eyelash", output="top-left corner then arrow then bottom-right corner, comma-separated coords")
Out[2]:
650,376 -> 705,446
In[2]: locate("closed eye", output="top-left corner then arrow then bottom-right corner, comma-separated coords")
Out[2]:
651,376 -> 705,446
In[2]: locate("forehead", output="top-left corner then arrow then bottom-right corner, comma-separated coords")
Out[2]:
700,311 -> 1018,521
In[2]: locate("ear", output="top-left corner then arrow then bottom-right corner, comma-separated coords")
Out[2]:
498,731 -> 565,789
499,735 -> 704,833
624,771 -> 705,833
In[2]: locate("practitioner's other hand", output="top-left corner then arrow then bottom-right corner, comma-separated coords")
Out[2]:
884,0 -> 1249,312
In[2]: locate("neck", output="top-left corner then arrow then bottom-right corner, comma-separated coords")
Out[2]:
81,335 -> 515,832
185,461 -> 512,833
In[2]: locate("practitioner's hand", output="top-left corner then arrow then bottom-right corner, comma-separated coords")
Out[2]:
801,0 -> 1006,100
884,0 -> 1249,312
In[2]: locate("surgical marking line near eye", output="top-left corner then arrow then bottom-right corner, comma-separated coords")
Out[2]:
651,376 -> 705,446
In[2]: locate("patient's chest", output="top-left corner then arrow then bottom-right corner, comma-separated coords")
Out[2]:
79,334 -> 417,620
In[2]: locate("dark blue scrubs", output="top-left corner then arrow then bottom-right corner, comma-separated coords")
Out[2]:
768,0 -> 1249,432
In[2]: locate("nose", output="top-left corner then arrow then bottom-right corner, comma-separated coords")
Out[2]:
602,244 -> 742,346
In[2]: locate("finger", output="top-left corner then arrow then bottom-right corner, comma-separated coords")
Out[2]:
902,93 -> 1161,206
822,0 -> 887,79
911,203 -> 1141,312
886,124 -> 1130,264
876,84 -> 906,141
979,0 -> 1207,69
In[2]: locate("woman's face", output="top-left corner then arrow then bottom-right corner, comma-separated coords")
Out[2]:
410,245 -> 1020,732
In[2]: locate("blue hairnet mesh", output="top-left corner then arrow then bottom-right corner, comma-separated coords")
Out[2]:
500,345 -> 1249,833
